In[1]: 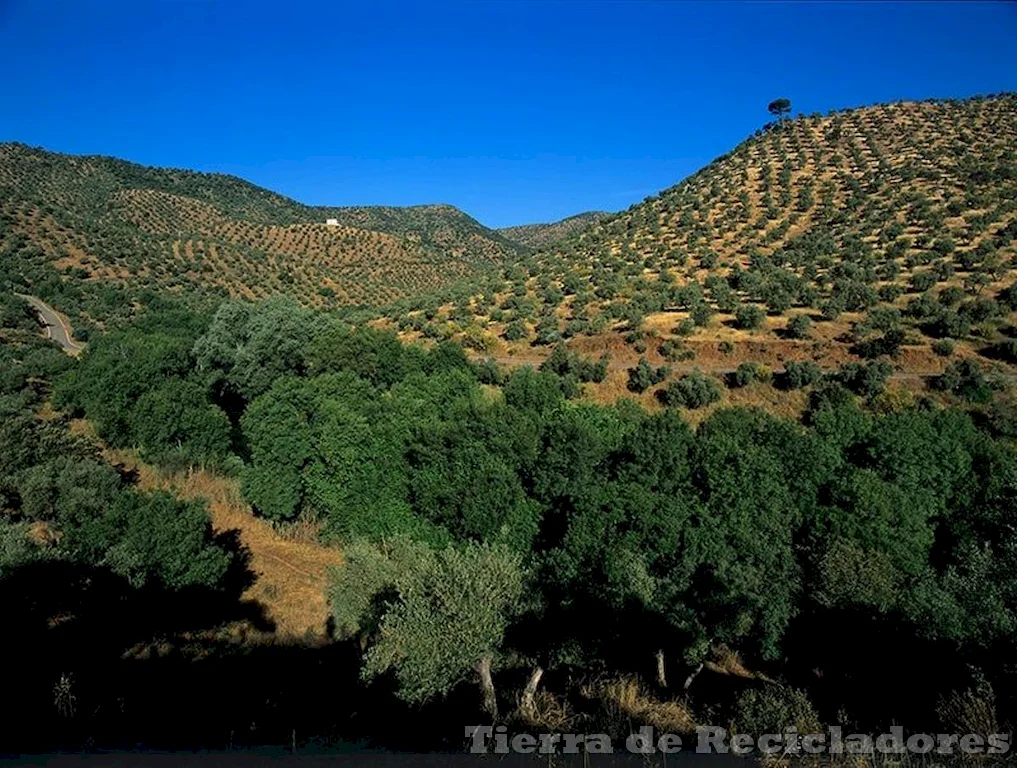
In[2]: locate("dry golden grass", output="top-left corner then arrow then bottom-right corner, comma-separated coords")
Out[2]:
512,689 -> 581,732
705,644 -> 775,683
582,677 -> 697,736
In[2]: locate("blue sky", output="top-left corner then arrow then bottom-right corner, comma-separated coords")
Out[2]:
1,1 -> 1015,228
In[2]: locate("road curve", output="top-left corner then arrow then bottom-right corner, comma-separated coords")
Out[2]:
15,293 -> 85,356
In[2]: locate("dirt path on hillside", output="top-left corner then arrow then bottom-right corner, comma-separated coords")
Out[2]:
98,445 -> 342,639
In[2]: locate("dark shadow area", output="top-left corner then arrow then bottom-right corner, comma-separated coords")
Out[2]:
0,558 -> 558,755
780,605 -> 975,733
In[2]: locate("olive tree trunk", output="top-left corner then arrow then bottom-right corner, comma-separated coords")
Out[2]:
476,656 -> 498,721
655,649 -> 667,689
519,666 -> 544,722
683,662 -> 704,692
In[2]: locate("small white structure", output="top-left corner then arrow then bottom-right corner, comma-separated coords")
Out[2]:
325,218 -> 339,226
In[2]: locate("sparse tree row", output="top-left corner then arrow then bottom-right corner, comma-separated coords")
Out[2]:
37,293 -> 1017,738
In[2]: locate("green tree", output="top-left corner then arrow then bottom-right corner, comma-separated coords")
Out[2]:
340,541 -> 527,718
735,305 -> 766,330
767,98 -> 792,124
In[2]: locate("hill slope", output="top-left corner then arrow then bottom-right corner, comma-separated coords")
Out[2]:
498,211 -> 611,249
0,143 -> 525,318
391,96 -> 1017,368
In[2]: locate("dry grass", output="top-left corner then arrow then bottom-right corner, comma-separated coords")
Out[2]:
937,686 -> 1001,737
705,643 -> 775,683
102,447 -> 342,640
582,676 -> 697,736
513,689 -> 581,732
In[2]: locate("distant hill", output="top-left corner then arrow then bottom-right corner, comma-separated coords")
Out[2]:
387,94 -> 1017,392
0,143 -> 525,320
535,95 -> 1017,285
498,211 -> 611,249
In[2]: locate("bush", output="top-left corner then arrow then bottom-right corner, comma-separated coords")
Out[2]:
780,361 -> 823,390
627,357 -> 669,393
924,310 -> 971,340
879,284 -> 904,302
785,315 -> 812,340
539,344 -> 609,384
732,685 -> 821,736
730,361 -> 761,388
658,339 -> 695,363
932,339 -> 955,357
502,320 -> 527,341
673,318 -> 696,337
934,359 -> 994,403
657,370 -> 722,409
691,303 -> 715,327
735,305 -> 765,330
852,328 -> 905,359
819,300 -> 842,321
997,284 -> 1017,311
834,360 -> 894,398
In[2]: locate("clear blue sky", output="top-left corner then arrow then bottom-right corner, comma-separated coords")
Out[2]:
1,1 -> 1015,228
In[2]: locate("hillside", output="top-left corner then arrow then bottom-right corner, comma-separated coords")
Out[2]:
0,143 -> 525,322
498,210 -> 611,249
385,94 -> 1017,407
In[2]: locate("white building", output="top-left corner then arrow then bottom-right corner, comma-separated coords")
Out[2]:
325,218 -> 339,226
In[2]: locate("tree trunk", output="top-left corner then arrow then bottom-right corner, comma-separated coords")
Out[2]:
683,662 -> 704,692
519,666 -> 544,723
476,656 -> 498,721
655,649 -> 667,690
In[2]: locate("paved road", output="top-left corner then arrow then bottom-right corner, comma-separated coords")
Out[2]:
16,293 -> 85,356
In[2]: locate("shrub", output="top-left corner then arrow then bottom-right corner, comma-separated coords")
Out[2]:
997,284 -> 1017,311
673,318 -> 696,337
785,314 -> 812,339
733,686 -> 821,736
879,284 -> 904,302
657,370 -> 722,409
627,357 -> 668,393
780,361 -> 823,390
819,300 -> 842,321
658,339 -> 694,363
502,320 -> 527,341
834,360 -> 894,398
932,339 -> 955,357
924,311 -> 971,340
735,305 -> 765,330
934,359 -> 994,402
852,328 -> 905,359
910,271 -> 938,293
691,303 -> 715,327
730,361 -> 760,388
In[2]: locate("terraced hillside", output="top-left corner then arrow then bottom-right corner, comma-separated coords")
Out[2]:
498,211 -> 610,249
0,143 -> 525,320
384,94 -> 1017,406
